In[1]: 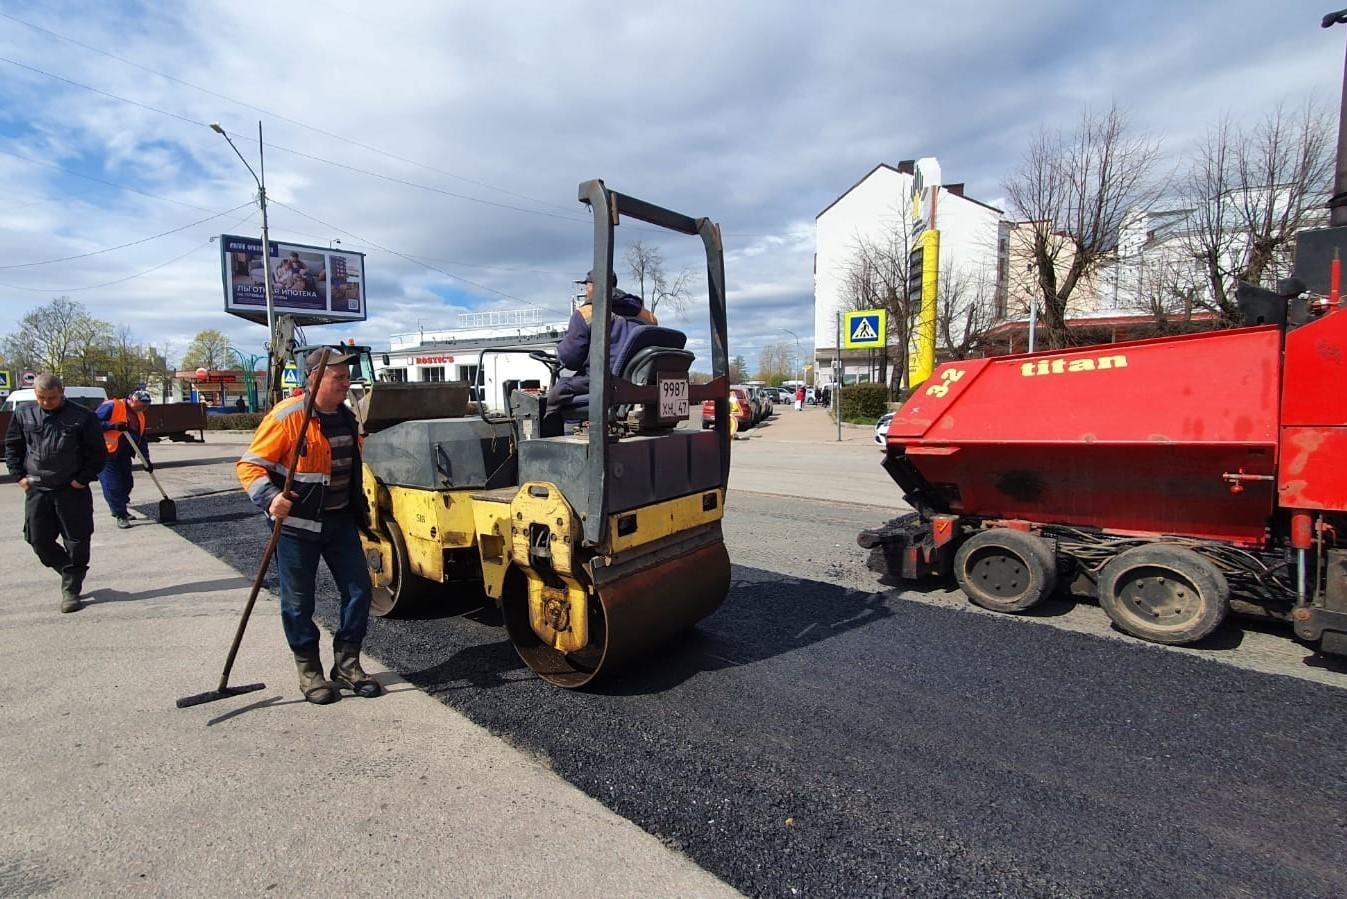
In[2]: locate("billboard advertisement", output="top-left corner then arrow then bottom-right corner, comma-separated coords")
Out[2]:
220,235 -> 367,324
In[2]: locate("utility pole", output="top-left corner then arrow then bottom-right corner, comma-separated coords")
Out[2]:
1324,9 -> 1347,227
210,121 -> 282,406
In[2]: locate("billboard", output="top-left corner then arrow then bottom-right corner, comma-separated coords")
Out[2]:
220,235 -> 367,325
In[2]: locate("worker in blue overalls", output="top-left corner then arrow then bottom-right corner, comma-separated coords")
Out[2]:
95,389 -> 153,529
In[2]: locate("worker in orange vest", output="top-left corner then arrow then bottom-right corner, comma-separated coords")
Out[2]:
95,389 -> 152,529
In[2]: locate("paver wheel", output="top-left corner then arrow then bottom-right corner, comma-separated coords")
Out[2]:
953,528 -> 1058,613
1098,544 -> 1229,645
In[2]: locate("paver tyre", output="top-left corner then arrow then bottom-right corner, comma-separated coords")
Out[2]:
1098,544 -> 1229,646
953,528 -> 1057,614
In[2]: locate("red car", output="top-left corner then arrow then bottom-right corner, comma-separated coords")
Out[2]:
701,387 -> 752,430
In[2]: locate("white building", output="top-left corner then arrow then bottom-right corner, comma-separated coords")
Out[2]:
814,158 -> 1006,389
372,308 -> 568,412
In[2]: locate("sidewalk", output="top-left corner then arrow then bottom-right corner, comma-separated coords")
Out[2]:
725,405 -> 901,509
0,437 -> 738,898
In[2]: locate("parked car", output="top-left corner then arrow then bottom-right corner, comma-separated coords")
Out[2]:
2,386 -> 107,412
702,387 -> 754,430
875,411 -> 895,448
776,388 -> 793,404
750,386 -> 774,420
732,385 -> 762,425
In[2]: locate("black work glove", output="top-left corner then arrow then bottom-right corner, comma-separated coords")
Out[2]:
143,461 -> 154,473
113,422 -> 128,431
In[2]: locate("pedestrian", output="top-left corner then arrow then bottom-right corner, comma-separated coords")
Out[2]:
236,349 -> 381,705
95,389 -> 153,529
5,373 -> 108,613
540,269 -> 657,437
234,396 -> 247,413
795,384 -> 805,412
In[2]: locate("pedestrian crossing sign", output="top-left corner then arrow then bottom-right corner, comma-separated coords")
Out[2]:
281,365 -> 302,389
0,370 -> 9,391
843,309 -> 886,349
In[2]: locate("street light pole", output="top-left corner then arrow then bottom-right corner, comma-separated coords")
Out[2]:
210,120 -> 280,407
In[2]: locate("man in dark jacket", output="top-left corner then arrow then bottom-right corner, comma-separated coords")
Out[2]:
5,373 -> 108,612
541,270 -> 657,436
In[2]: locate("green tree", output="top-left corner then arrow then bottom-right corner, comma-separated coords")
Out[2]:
2,297 -> 107,378
181,329 -> 233,372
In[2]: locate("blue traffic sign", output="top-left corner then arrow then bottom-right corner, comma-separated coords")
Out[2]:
843,309 -> 887,349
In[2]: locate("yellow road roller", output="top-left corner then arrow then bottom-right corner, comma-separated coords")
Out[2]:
351,180 -> 732,687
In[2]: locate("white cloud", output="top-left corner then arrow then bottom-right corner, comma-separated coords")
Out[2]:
0,0 -> 1338,369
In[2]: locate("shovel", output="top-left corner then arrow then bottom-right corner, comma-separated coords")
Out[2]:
121,432 -> 177,524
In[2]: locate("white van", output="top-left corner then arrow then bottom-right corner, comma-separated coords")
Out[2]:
1,386 -> 108,413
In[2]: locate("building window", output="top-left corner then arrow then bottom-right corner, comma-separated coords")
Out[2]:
384,367 -> 408,383
421,366 -> 445,382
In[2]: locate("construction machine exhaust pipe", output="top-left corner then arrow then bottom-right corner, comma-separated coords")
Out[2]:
503,541 -> 730,688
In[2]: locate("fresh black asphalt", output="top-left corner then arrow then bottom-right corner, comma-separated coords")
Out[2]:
156,492 -> 1347,898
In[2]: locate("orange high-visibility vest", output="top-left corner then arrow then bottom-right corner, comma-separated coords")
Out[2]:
102,399 -> 146,454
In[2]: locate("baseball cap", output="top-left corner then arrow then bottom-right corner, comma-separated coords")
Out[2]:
579,269 -> 617,287
304,348 -> 353,373
129,389 -> 152,403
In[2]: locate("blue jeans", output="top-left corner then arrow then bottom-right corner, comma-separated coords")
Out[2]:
273,509 -> 373,653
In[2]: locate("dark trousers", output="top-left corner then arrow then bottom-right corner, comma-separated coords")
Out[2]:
540,375 -> 590,438
98,449 -> 135,518
24,486 -> 94,593
272,509 -> 373,653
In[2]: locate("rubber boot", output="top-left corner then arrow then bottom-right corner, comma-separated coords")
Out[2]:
60,568 -> 83,613
330,640 -> 382,698
293,648 -> 338,705
60,588 -> 82,614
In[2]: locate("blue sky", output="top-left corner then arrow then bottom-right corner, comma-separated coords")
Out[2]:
0,0 -> 1339,370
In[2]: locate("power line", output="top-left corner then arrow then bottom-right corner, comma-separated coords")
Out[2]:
268,199 -> 572,316
0,202 -> 254,269
0,10 -> 583,218
0,146 -> 219,213
0,208 -> 256,293
0,52 -> 594,227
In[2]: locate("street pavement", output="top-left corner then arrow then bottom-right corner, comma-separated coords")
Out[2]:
8,404 -> 1338,896
0,431 -> 739,898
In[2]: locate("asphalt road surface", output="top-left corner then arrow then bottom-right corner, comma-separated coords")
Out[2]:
148,483 -> 1347,899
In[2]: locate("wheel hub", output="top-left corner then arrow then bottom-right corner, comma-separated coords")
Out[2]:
1119,570 -> 1195,622
969,552 -> 1027,598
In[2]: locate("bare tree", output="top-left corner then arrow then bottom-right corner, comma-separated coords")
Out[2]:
1179,102 -> 1333,322
89,326 -> 169,398
841,201 -> 919,393
755,341 -> 796,383
625,239 -> 692,317
935,262 -> 999,359
1004,104 -> 1164,348
728,354 -> 748,384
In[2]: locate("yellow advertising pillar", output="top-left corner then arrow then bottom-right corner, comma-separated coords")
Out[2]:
908,229 -> 940,387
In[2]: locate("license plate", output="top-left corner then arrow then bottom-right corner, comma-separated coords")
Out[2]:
657,374 -> 689,420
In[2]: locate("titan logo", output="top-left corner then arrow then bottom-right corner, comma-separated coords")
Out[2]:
1020,354 -> 1128,377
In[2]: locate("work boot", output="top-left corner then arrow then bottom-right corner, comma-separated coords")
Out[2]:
60,588 -> 82,613
60,569 -> 84,613
293,648 -> 338,705
330,640 -> 382,698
